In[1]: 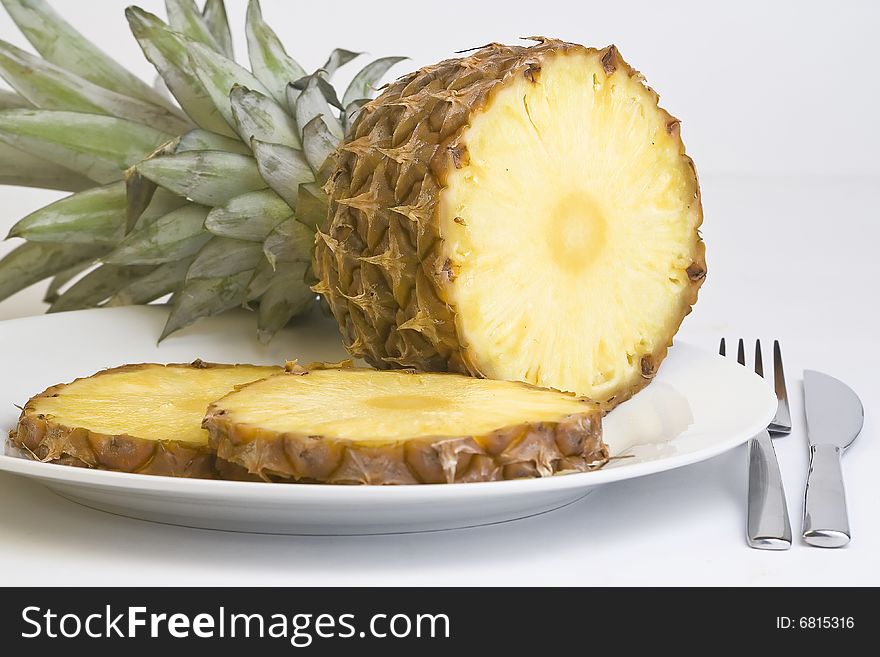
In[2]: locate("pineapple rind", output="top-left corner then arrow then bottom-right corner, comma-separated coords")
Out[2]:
203,365 -> 607,484
317,39 -> 706,408
11,361 -> 278,478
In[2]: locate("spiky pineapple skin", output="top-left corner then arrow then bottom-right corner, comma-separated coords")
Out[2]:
13,404 -> 217,477
208,407 -> 606,484
10,361 -> 277,478
203,363 -> 607,484
316,39 -> 705,407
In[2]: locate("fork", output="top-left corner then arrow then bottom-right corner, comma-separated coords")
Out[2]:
720,338 -> 792,550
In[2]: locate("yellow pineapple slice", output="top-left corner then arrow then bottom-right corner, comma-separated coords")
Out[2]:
203,363 -> 606,484
11,361 -> 278,477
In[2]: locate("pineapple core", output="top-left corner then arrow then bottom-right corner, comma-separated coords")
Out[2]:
216,369 -> 592,443
439,50 -> 701,401
31,365 -> 277,445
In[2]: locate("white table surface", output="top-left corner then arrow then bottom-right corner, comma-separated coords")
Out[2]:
0,174 -> 876,586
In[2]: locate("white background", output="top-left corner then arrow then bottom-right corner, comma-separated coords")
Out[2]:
0,1 -> 878,585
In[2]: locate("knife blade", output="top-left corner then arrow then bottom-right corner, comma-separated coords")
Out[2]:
804,371 -> 864,449
802,370 -> 864,547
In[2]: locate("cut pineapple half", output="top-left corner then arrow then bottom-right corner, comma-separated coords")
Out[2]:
203,364 -> 606,484
439,49 -> 703,402
12,361 -> 278,477
319,40 -> 705,409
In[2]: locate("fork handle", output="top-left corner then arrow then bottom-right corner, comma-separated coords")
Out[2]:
802,444 -> 850,548
747,430 -> 792,550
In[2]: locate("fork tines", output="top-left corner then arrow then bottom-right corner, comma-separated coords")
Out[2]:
719,338 -> 791,436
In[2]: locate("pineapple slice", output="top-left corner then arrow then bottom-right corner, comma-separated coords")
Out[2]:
319,40 -> 705,408
203,363 -> 606,484
11,361 -> 278,477
439,50 -> 702,403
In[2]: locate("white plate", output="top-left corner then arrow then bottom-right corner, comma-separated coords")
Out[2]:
0,306 -> 776,534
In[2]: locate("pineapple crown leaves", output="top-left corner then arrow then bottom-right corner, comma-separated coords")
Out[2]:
0,0 -> 405,341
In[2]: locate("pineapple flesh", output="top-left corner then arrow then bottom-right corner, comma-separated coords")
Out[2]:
12,361 -> 278,477
440,48 -> 703,402
203,363 -> 607,484
318,40 -> 705,407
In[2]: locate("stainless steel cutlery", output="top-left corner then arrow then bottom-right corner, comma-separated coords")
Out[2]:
720,339 -> 864,549
720,339 -> 792,550
802,370 -> 864,548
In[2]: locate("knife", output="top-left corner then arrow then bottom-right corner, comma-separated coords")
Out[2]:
802,370 -> 864,548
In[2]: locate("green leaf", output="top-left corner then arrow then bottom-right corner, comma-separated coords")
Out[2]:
262,217 -> 314,270
257,261 -> 315,342
105,204 -> 211,265
0,89 -> 31,109
0,109 -> 173,184
135,151 -> 265,206
8,182 -> 126,244
295,181 -> 329,232
107,257 -> 192,306
134,189 -> 190,231
341,98 -> 368,134
186,236 -> 263,279
229,85 -> 300,148
125,170 -> 158,234
160,270 -> 252,339
245,0 -> 306,106
290,74 -> 344,111
342,56 -> 407,107
251,139 -> 313,208
125,138 -> 179,233
165,0 -> 224,53
294,76 -> 343,140
48,264 -> 155,313
316,77 -> 344,111
201,0 -> 234,59
321,48 -> 362,77
0,40 -> 190,135
205,189 -> 291,241
176,128 -> 251,155
0,241 -> 106,303
245,257 -> 272,300
126,7 -> 234,137
301,116 -> 338,176
1,0 -> 176,109
0,140 -> 92,191
186,39 -> 272,134
44,262 -> 90,303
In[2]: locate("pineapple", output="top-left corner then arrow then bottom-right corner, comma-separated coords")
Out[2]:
11,361 -> 278,477
0,1 -> 704,407
318,40 -> 705,406
0,0 -> 404,340
203,362 -> 606,484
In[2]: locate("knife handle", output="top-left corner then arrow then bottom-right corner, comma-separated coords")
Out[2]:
747,431 -> 792,550
802,443 -> 850,548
